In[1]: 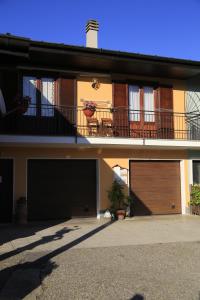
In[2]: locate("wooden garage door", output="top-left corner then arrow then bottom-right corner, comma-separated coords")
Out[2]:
130,160 -> 181,215
27,159 -> 97,221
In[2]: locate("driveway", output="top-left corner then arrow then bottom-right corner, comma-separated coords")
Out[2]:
1,215 -> 200,299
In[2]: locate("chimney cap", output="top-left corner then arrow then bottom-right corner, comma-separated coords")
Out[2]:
86,20 -> 99,33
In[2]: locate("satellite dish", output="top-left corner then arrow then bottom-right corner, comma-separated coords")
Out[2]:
0,89 -> 6,115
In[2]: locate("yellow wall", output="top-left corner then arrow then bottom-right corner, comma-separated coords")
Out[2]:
77,77 -> 113,135
1,147 -> 189,212
173,89 -> 186,138
76,76 -> 186,137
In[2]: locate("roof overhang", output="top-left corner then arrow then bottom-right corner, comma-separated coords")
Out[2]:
1,34 -> 200,80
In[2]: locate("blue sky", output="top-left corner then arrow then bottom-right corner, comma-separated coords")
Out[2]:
0,0 -> 200,60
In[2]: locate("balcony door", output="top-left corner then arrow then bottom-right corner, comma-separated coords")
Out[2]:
129,85 -> 157,138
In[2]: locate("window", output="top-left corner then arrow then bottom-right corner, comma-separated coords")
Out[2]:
129,85 -> 140,121
23,76 -> 37,116
143,87 -> 155,122
193,161 -> 200,184
23,76 -> 56,117
41,78 -> 55,117
129,85 -> 155,122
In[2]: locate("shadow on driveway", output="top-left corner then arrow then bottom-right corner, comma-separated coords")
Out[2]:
0,220 -> 113,299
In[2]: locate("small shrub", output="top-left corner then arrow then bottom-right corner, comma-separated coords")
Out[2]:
190,184 -> 200,206
107,180 -> 126,211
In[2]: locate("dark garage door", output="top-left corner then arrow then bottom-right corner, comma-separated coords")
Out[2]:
27,159 -> 97,221
130,160 -> 181,215
0,159 -> 13,223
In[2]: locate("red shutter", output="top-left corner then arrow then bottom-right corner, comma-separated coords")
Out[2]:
59,78 -> 75,107
113,83 -> 129,136
158,87 -> 174,138
113,83 -> 128,108
3,71 -> 19,110
58,78 -> 75,124
159,87 -> 173,111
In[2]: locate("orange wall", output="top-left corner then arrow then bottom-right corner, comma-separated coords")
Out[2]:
77,77 -> 113,135
1,147 -> 188,211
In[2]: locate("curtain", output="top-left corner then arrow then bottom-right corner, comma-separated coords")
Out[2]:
23,76 -> 37,116
41,78 -> 55,117
129,85 -> 140,121
144,86 -> 154,122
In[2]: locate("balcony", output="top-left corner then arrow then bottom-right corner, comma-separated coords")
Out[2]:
0,104 -> 200,141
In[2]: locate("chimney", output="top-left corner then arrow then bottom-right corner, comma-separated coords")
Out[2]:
86,20 -> 99,48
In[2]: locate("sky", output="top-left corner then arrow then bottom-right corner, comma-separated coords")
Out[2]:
0,0 -> 200,60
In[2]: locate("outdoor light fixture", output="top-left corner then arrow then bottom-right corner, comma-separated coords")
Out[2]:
91,78 -> 100,90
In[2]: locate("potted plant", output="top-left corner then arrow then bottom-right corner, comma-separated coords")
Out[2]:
15,197 -> 27,224
14,95 -> 31,114
107,180 -> 129,220
190,184 -> 200,215
83,101 -> 96,118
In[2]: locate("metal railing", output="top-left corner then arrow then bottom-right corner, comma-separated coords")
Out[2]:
0,104 -> 200,140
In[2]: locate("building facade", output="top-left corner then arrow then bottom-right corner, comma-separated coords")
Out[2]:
1,22 -> 200,222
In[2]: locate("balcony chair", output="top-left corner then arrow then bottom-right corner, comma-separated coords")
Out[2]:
101,118 -> 113,136
87,118 -> 99,136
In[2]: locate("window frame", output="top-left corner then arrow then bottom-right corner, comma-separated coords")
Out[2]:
193,160 -> 200,185
128,84 -> 156,124
21,74 -> 58,118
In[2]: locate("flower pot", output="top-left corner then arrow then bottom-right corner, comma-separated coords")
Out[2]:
16,97 -> 30,115
191,205 -> 200,215
15,197 -> 27,224
116,209 -> 126,220
83,109 -> 95,118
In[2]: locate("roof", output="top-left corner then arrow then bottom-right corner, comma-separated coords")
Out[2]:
0,33 -> 200,79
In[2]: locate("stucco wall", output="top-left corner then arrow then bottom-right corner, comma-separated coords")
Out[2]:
77,77 -> 113,135
76,77 -> 186,137
1,147 -> 188,212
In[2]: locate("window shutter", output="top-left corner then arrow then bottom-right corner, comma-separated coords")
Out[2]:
113,83 -> 129,136
3,71 -> 19,110
159,87 -> 173,111
158,87 -> 174,138
113,83 -> 128,108
59,78 -> 75,107
58,78 -> 76,132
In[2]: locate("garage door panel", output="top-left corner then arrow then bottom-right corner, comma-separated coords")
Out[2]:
130,160 -> 181,215
0,159 -> 13,223
27,159 -> 96,221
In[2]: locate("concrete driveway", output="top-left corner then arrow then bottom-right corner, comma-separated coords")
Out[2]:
1,215 -> 200,299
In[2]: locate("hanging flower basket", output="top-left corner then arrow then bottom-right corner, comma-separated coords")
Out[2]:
14,95 -> 31,114
83,108 -> 95,118
83,101 -> 96,118
19,96 -> 31,114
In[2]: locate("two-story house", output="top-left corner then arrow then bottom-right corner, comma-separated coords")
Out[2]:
1,20 -> 200,222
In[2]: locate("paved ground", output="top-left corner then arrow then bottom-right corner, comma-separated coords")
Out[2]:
1,215 -> 200,299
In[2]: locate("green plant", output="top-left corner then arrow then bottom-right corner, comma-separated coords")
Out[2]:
83,101 -> 96,111
107,180 -> 127,211
124,196 -> 133,206
190,184 -> 200,206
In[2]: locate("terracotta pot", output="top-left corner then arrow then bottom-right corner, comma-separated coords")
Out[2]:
191,205 -> 200,215
16,98 -> 30,114
116,209 -> 126,220
15,197 -> 27,224
83,109 -> 95,118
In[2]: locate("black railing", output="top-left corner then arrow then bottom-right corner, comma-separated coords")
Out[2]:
0,104 -> 200,140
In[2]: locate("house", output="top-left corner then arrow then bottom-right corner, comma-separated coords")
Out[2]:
0,20 -> 200,222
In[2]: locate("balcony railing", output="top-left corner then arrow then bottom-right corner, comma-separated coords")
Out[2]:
0,104 -> 200,141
